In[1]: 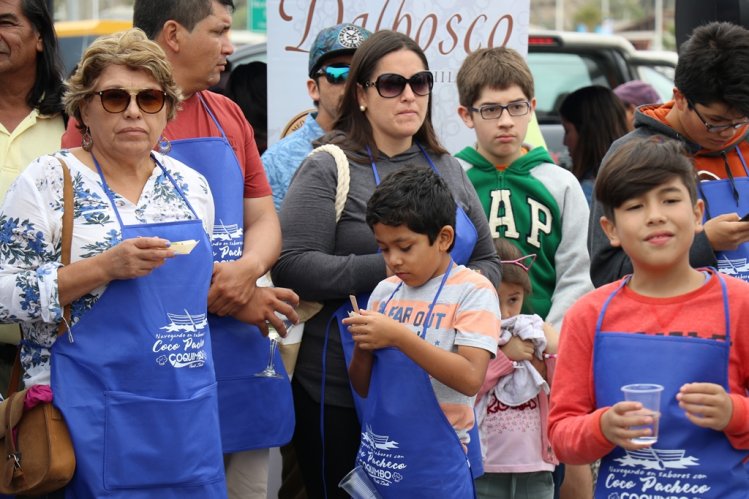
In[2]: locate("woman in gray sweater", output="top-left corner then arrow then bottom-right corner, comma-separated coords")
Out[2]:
272,30 -> 500,498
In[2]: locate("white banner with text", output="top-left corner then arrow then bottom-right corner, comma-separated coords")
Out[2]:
266,0 -> 530,153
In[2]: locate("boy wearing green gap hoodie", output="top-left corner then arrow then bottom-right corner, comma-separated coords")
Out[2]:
455,47 -> 592,330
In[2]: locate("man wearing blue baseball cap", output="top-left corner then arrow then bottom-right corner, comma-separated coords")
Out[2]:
262,23 -> 371,211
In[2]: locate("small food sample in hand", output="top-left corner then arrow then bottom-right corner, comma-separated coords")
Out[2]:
349,294 -> 360,313
169,239 -> 198,255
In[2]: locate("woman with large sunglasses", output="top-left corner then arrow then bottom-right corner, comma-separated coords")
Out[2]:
272,30 -> 500,498
0,29 -> 227,498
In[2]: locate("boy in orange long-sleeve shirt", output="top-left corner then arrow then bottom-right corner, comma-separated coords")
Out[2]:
549,137 -> 749,499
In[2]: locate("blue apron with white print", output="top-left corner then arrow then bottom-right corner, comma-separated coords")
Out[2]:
592,272 -> 749,499
324,144 -> 483,484
51,156 -> 227,498
352,261 -> 476,498
168,93 -> 293,452
698,147 -> 749,282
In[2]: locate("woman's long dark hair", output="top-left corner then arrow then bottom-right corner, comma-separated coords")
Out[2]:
326,30 -> 447,158
22,0 -> 65,116
559,85 -> 628,180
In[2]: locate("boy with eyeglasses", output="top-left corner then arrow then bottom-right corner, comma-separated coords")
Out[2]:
455,45 -> 594,499
261,23 -> 371,210
455,47 -> 592,330
589,21 -> 749,287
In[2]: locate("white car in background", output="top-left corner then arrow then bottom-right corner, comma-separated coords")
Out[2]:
527,30 -> 677,166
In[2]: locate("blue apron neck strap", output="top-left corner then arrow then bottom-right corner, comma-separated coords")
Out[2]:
365,145 -> 381,185
366,141 -> 434,186
196,92 -> 229,141
379,259 -> 454,338
378,281 -> 403,314
715,270 -> 731,343
92,152 -> 200,227
155,156 -> 201,219
416,142 -> 439,174
594,276 -> 630,336
735,145 -> 749,176
595,271 -> 731,342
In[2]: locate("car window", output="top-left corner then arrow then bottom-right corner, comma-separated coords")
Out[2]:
528,52 -> 611,122
636,65 -> 674,102
58,36 -> 96,76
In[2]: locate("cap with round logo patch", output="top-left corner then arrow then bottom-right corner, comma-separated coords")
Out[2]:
308,23 -> 372,78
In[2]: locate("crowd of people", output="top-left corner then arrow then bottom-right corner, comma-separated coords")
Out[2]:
1,1 -> 749,498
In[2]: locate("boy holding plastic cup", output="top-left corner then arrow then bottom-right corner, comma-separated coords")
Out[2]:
548,137 -> 749,498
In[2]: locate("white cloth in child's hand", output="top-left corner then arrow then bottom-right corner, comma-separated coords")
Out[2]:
495,314 -> 549,406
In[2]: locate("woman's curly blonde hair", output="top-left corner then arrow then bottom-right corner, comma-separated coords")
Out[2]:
64,28 -> 182,130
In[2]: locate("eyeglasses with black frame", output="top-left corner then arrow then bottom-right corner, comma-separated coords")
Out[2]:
316,63 -> 350,85
362,71 -> 433,99
93,88 -> 167,114
687,99 -> 749,133
470,101 -> 531,120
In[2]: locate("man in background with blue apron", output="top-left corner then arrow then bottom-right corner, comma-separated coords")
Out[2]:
550,137 -> 749,499
589,21 -> 749,287
63,2 -> 298,497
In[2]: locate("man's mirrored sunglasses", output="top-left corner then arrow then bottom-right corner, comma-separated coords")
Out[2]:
316,64 -> 350,85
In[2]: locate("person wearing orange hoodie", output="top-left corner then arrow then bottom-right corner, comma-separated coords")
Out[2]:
589,21 -> 749,287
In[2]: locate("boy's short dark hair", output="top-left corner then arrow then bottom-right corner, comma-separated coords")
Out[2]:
456,47 -> 534,107
494,238 -> 532,296
675,21 -> 749,117
595,137 -> 697,221
366,167 -> 456,250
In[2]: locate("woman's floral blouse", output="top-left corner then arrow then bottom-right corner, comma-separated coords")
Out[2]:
0,150 -> 214,386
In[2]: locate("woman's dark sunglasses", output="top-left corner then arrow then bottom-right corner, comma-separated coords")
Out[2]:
316,64 -> 350,85
94,88 -> 167,114
363,71 -> 434,98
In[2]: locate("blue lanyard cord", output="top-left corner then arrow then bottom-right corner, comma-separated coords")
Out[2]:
379,260 -> 454,338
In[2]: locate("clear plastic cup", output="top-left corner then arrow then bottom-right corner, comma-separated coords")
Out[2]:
621,383 -> 663,444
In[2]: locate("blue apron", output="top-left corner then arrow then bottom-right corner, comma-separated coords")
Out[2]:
592,272 -> 749,499
353,260 -> 475,498
323,144 -> 483,481
167,93 -> 293,453
50,155 -> 226,498
698,148 -> 749,282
